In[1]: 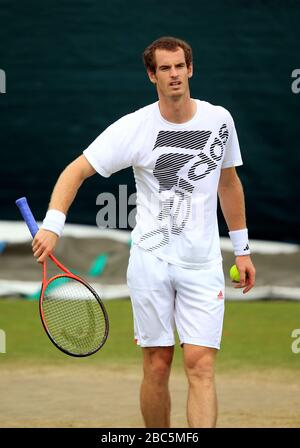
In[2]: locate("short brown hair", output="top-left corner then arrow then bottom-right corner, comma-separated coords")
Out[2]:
143,36 -> 193,74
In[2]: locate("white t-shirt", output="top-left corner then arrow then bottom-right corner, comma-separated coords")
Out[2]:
83,99 -> 243,269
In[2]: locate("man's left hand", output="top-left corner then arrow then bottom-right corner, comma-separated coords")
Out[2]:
233,255 -> 256,294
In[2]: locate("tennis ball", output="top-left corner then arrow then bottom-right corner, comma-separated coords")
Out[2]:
229,264 -> 240,282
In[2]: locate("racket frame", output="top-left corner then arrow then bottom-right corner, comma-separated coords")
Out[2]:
40,253 -> 109,357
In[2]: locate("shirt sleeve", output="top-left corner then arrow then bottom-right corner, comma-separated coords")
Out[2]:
83,114 -> 137,177
221,111 -> 243,169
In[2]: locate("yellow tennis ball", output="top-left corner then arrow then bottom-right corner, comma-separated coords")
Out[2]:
229,264 -> 240,282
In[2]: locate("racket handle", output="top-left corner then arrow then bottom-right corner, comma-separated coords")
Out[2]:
15,197 -> 39,238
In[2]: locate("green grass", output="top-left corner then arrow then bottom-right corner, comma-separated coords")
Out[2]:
218,300 -> 300,372
0,298 -> 300,372
0,298 -> 141,368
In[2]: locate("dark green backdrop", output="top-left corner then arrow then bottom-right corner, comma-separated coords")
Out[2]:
1,0 -> 299,243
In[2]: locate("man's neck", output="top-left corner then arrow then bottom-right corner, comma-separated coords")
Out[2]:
158,95 -> 197,124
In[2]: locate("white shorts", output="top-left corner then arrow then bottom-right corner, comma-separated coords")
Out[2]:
126,244 -> 225,350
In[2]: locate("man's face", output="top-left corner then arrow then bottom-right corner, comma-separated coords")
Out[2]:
148,47 -> 193,99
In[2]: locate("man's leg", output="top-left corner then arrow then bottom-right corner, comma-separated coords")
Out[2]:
140,346 -> 174,428
183,344 -> 218,428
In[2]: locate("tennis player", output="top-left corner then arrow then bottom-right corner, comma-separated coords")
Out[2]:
32,36 -> 256,428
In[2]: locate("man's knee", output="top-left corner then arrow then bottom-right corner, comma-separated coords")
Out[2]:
183,345 -> 217,384
142,346 -> 174,384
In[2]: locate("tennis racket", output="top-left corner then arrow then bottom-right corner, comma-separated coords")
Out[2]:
15,197 -> 109,357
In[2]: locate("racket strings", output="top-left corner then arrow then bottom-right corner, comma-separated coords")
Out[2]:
42,277 -> 107,355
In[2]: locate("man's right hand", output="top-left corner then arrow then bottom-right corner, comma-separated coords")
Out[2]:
32,229 -> 59,263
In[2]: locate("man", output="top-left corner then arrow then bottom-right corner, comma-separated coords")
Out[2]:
32,36 -> 256,428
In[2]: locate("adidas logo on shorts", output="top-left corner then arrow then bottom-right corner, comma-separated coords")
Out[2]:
217,290 -> 224,299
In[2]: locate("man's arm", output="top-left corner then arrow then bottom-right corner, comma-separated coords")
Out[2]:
33,155 -> 96,262
218,167 -> 256,294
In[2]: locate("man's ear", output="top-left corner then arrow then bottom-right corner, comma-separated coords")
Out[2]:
147,69 -> 157,84
187,63 -> 193,78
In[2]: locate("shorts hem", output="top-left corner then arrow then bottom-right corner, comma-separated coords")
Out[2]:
135,339 -> 175,348
179,338 -> 221,350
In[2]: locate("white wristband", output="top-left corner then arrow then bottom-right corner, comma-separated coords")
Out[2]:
229,228 -> 251,256
41,209 -> 66,237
